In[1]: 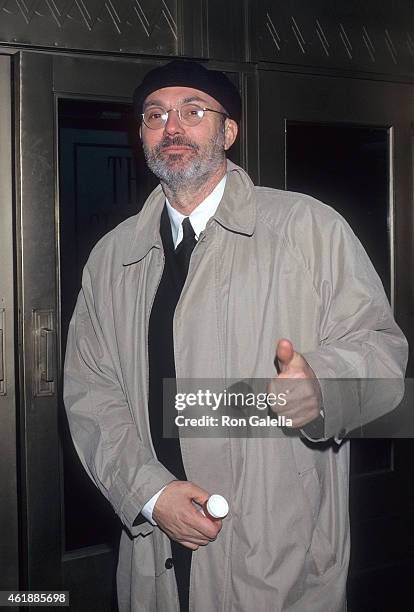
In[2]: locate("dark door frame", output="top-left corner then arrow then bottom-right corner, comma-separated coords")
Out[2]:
0,53 -> 19,593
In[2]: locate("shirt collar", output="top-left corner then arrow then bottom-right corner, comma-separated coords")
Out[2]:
122,161 -> 256,266
165,175 -> 227,248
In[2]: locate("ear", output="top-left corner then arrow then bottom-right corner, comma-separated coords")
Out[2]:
223,118 -> 238,151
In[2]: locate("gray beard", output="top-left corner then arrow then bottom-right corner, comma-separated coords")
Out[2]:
142,127 -> 226,192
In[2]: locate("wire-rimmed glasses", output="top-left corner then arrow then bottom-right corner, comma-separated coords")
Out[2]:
142,103 -> 228,130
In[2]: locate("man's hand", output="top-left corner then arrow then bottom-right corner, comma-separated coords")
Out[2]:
268,338 -> 322,428
152,481 -> 222,550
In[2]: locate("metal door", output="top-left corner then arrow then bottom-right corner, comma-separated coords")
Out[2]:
16,51 -> 147,611
14,51 -> 242,611
258,69 -> 414,611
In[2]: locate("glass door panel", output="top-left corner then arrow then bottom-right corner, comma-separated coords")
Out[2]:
286,123 -> 391,297
58,98 -> 156,552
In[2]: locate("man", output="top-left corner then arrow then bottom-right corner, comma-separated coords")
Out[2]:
64,60 -> 407,611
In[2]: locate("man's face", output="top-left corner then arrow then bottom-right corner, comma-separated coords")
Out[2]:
140,86 -> 237,189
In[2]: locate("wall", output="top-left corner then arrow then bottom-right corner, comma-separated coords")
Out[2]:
1,0 -> 414,80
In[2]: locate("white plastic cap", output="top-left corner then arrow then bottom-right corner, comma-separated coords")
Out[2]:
206,494 -> 229,519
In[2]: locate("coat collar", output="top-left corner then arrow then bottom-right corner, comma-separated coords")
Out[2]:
123,159 -> 256,265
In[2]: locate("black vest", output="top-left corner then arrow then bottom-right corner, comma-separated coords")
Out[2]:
148,205 -> 187,479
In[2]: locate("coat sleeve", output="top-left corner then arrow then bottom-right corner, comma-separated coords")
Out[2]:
64,266 -> 175,535
292,204 -> 409,440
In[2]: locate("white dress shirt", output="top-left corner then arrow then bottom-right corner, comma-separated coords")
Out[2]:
165,175 -> 227,247
141,175 -> 227,525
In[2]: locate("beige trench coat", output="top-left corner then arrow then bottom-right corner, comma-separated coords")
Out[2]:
64,161 -> 407,611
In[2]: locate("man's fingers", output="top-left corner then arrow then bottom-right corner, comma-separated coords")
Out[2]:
180,541 -> 200,550
268,368 -> 322,428
270,340 -> 322,428
176,528 -> 212,545
153,480 -> 222,545
190,508 -> 222,540
276,338 -> 295,372
190,488 -> 210,508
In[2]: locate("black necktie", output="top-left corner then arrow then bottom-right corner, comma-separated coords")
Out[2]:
175,217 -> 197,281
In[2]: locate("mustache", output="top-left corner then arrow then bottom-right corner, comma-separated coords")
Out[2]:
154,136 -> 199,154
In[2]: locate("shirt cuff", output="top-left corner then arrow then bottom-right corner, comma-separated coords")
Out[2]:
141,485 -> 168,526
300,408 -> 326,441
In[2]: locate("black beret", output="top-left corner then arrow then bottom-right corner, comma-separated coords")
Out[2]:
133,59 -> 242,124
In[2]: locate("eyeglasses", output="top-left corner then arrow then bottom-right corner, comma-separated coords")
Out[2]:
141,103 -> 229,130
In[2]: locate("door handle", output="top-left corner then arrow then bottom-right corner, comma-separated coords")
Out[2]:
33,309 -> 55,396
0,308 -> 5,394
0,327 -> 4,382
40,328 -> 54,383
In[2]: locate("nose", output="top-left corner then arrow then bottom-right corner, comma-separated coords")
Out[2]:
164,109 -> 185,135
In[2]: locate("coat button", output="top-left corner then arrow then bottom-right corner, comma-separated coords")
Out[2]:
165,558 -> 174,569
